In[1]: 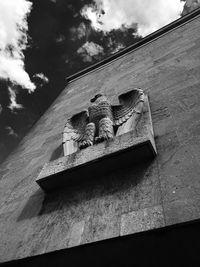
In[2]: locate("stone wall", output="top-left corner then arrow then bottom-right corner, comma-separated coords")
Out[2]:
1,14 -> 200,262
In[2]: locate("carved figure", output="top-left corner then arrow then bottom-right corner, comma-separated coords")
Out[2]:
63,89 -> 145,156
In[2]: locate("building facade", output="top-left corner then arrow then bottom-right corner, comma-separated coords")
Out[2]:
1,9 -> 200,266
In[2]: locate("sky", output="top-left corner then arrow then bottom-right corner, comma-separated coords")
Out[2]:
0,0 -> 198,163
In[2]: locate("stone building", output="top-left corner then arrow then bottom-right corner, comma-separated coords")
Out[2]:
1,8 -> 200,266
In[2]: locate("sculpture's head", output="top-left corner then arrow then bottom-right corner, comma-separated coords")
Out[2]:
90,94 -> 103,103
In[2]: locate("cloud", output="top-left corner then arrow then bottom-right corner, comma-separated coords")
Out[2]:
185,0 -> 200,7
182,0 -> 200,14
70,22 -> 87,41
5,126 -> 18,138
32,73 -> 49,88
0,0 -> 35,91
111,43 -> 125,54
77,41 -> 104,62
56,35 -> 66,43
0,104 -> 2,115
81,41 -> 104,56
8,87 -> 23,112
82,0 -> 185,36
33,73 -> 49,83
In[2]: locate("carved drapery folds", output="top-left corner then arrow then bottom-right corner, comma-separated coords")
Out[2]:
63,88 -> 145,157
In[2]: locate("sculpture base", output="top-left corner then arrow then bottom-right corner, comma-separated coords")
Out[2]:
36,128 -> 156,192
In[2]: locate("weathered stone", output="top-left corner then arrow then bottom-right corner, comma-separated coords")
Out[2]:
158,143 -> 200,204
68,221 -> 85,247
36,128 -> 156,191
164,196 -> 200,226
120,205 -> 165,236
81,214 -> 120,244
0,13 -> 200,263
112,160 -> 162,214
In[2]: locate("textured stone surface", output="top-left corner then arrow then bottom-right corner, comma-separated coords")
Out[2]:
1,14 -> 200,262
120,205 -> 165,235
37,128 -> 156,191
68,220 -> 85,247
164,196 -> 200,226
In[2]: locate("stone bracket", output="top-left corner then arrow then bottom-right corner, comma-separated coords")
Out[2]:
37,134 -> 156,192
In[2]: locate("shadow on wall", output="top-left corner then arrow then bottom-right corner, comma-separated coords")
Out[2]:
17,189 -> 44,221
17,159 -> 155,221
49,143 -> 64,162
16,144 -> 64,222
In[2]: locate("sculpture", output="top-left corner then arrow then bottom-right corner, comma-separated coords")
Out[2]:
63,88 -> 145,156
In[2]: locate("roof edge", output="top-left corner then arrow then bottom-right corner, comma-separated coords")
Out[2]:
66,7 -> 200,83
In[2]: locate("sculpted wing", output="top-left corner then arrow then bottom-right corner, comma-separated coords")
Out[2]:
112,89 -> 145,127
63,110 -> 89,156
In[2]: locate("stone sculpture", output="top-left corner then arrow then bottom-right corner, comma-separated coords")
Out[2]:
63,88 -> 145,156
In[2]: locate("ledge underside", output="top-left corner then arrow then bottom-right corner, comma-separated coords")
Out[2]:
36,130 -> 156,192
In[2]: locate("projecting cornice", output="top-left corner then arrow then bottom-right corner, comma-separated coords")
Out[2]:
66,7 -> 200,83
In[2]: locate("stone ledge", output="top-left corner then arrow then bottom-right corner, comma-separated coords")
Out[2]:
36,128 -> 157,192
